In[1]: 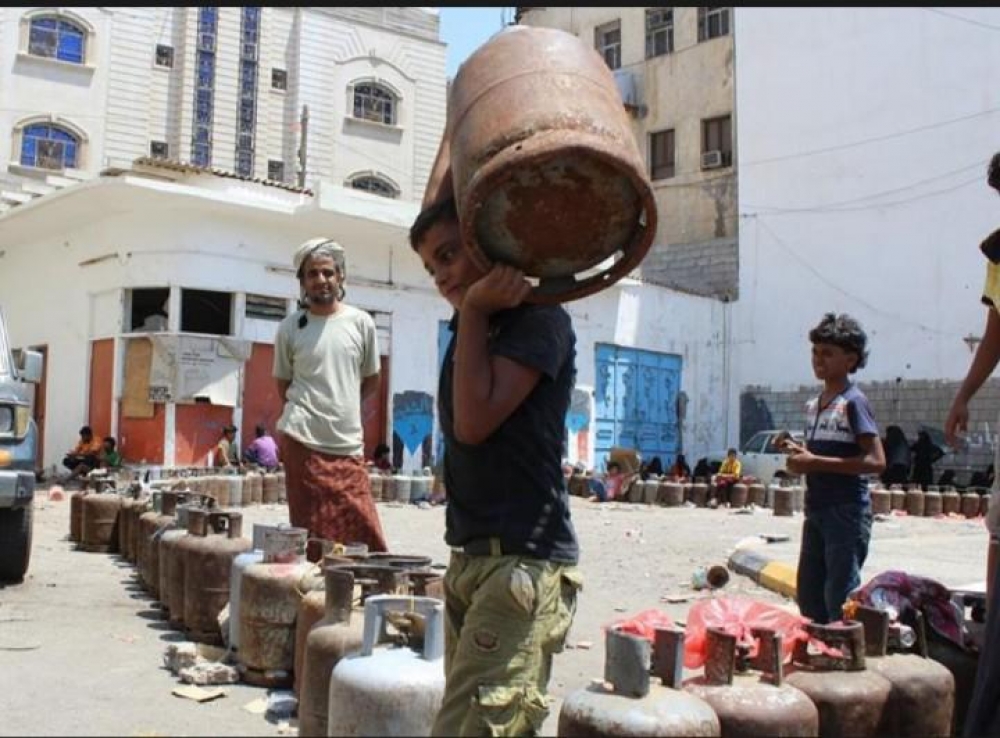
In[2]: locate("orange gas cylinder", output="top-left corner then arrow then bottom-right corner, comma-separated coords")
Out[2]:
78,492 -> 122,553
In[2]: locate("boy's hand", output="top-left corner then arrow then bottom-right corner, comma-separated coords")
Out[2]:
780,439 -> 806,456
785,446 -> 816,474
462,264 -> 531,314
945,399 -> 969,448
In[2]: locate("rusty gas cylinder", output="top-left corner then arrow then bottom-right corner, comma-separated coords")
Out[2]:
298,566 -> 413,737
905,489 -> 925,517
246,470 -> 263,505
659,481 -> 685,507
117,482 -> 147,561
558,627 -> 720,736
275,470 -> 286,501
729,483 -> 749,509
127,496 -> 152,567
785,620 -> 892,737
683,627 -> 818,736
923,490 -> 943,517
182,509 -> 251,644
69,490 -> 85,543
78,491 -> 123,553
870,488 -> 891,516
239,526 -> 319,687
369,472 -> 383,502
890,487 -> 906,511
961,492 -> 981,518
981,492 -> 991,517
225,474 -> 244,507
637,478 -> 656,505
137,491 -> 178,594
161,500 -> 216,627
941,489 -> 960,516
851,606 -> 955,737
210,475 -> 230,507
429,25 -> 657,305
365,553 -> 434,570
773,487 -> 794,517
568,471 -> 587,497
692,482 -> 709,508
262,473 -> 280,504
683,482 -> 694,503
794,485 -> 806,513
748,483 -> 766,507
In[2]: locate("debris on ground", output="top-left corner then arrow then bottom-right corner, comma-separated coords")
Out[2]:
180,660 -> 239,685
171,685 -> 227,703
242,697 -> 269,715
266,691 -> 297,720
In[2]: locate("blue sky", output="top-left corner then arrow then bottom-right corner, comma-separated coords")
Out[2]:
438,7 -> 515,79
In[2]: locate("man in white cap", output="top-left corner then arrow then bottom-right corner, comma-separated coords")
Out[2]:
273,237 -> 388,560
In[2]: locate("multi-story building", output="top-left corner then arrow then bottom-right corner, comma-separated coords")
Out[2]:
516,7 -> 739,302
0,7 -> 446,201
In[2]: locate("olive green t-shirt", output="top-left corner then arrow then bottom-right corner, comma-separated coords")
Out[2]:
273,304 -> 380,457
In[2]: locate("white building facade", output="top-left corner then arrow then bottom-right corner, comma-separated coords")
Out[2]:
734,7 -> 1000,470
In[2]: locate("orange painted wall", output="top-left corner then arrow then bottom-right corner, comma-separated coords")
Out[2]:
242,342 -> 283,451
118,403 -> 165,464
88,339 -> 115,439
175,404 -> 234,466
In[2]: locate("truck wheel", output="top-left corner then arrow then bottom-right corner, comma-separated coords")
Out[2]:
0,506 -> 33,582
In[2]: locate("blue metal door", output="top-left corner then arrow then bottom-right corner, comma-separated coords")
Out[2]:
594,343 -> 682,472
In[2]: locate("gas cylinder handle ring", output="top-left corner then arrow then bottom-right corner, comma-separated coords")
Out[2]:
360,594 -> 444,661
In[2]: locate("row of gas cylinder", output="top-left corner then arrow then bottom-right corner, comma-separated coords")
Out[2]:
69,484 -> 450,736
560,605 -> 956,737
567,473 -> 809,516
871,484 -> 989,519
367,470 -> 440,504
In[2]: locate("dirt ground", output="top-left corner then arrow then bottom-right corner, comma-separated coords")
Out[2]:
0,491 -> 988,737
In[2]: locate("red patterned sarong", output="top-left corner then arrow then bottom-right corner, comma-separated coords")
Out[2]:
281,435 -> 388,561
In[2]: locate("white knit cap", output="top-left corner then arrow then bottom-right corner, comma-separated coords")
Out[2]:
293,237 -> 345,276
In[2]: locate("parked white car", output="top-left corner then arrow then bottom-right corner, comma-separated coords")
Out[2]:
739,430 -> 805,482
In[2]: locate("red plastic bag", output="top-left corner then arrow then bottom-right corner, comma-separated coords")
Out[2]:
606,608 -> 677,642
683,596 -> 811,669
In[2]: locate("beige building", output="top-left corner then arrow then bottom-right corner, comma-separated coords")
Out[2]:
516,7 -> 737,300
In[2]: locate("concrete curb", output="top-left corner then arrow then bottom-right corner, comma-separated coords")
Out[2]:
728,548 -> 797,599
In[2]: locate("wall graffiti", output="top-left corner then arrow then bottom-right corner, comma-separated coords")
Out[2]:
392,391 -> 433,471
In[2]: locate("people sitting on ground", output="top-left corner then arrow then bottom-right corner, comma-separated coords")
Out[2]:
640,455 -> 664,480
692,457 -> 712,482
99,437 -> 122,470
669,453 -> 692,481
910,429 -> 943,490
62,425 -> 103,481
370,442 -> 392,472
243,423 -> 280,471
588,460 -> 627,503
712,448 -> 742,506
970,464 -> 996,490
212,424 -> 241,468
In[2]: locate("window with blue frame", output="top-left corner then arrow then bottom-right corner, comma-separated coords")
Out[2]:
28,16 -> 85,64
190,7 -> 217,166
20,124 -> 79,170
235,7 -> 260,176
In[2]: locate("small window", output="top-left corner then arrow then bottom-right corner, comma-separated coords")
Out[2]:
650,129 -> 675,180
155,44 -> 174,68
349,175 -> 397,199
149,141 -> 169,158
594,20 -> 621,70
742,433 -> 768,454
28,16 -> 86,64
271,68 -> 287,91
352,83 -> 396,126
181,288 -> 231,336
20,123 -> 79,170
127,288 -> 170,332
701,115 -> 733,168
267,159 -> 285,182
646,9 -> 674,58
245,294 -> 287,322
698,7 -> 730,42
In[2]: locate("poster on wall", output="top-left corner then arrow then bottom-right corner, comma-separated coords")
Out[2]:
147,335 -> 250,407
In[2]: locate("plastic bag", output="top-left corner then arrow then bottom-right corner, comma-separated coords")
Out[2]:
605,608 -> 678,642
682,596 -> 811,669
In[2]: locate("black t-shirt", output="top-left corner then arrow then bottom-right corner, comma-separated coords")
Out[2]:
439,303 -> 580,564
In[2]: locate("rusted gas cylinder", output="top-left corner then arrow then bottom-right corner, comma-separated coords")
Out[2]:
160,496 -> 217,627
275,470 -> 286,501
431,25 -> 657,305
729,483 -> 749,509
981,492 -> 991,517
683,482 -> 694,503
127,496 -> 153,567
246,470 -> 263,505
851,605 -> 954,737
890,487 -> 906,511
793,485 -> 806,513
941,489 -> 961,516
138,491 -> 190,597
638,478 -> 657,505
394,474 -> 413,504
748,483 -> 766,508
568,471 -> 588,497
558,627 -> 720,736
961,491 -> 981,518
905,489 -> 925,517
209,475 -> 230,507
683,627 -> 818,736
229,524 -> 295,651
691,482 -> 709,508
69,491 -> 85,543
365,553 -> 433,570
117,483 -> 147,561
225,474 -> 244,507
923,490 -> 943,517
369,472 -> 383,502
298,565 -> 410,737
785,620 -> 892,737
870,488 -> 891,516
262,473 -> 280,504
78,491 -> 123,553
773,487 -> 794,517
411,471 -> 433,503
239,526 -> 319,687
658,481 -> 685,507
182,510 -> 251,644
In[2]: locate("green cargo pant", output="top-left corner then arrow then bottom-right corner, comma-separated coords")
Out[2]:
431,549 -> 583,737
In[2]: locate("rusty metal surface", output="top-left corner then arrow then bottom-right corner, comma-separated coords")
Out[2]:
871,489 -> 892,515
69,492 -> 84,543
869,654 -> 955,737
157,529 -> 188,622
773,488 -> 795,517
558,685 -> 721,737
442,26 -> 657,304
239,560 -> 319,671
293,590 -> 326,698
183,512 -> 251,644
784,669 -> 891,738
79,493 -> 122,551
685,677 -> 818,738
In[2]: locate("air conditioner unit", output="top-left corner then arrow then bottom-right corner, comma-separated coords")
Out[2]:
612,68 -> 639,108
701,150 -> 723,169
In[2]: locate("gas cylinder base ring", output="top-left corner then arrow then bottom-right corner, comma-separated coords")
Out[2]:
75,543 -> 113,554
238,664 -> 293,689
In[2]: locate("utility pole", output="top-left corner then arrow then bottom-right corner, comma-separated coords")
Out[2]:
297,104 -> 309,188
